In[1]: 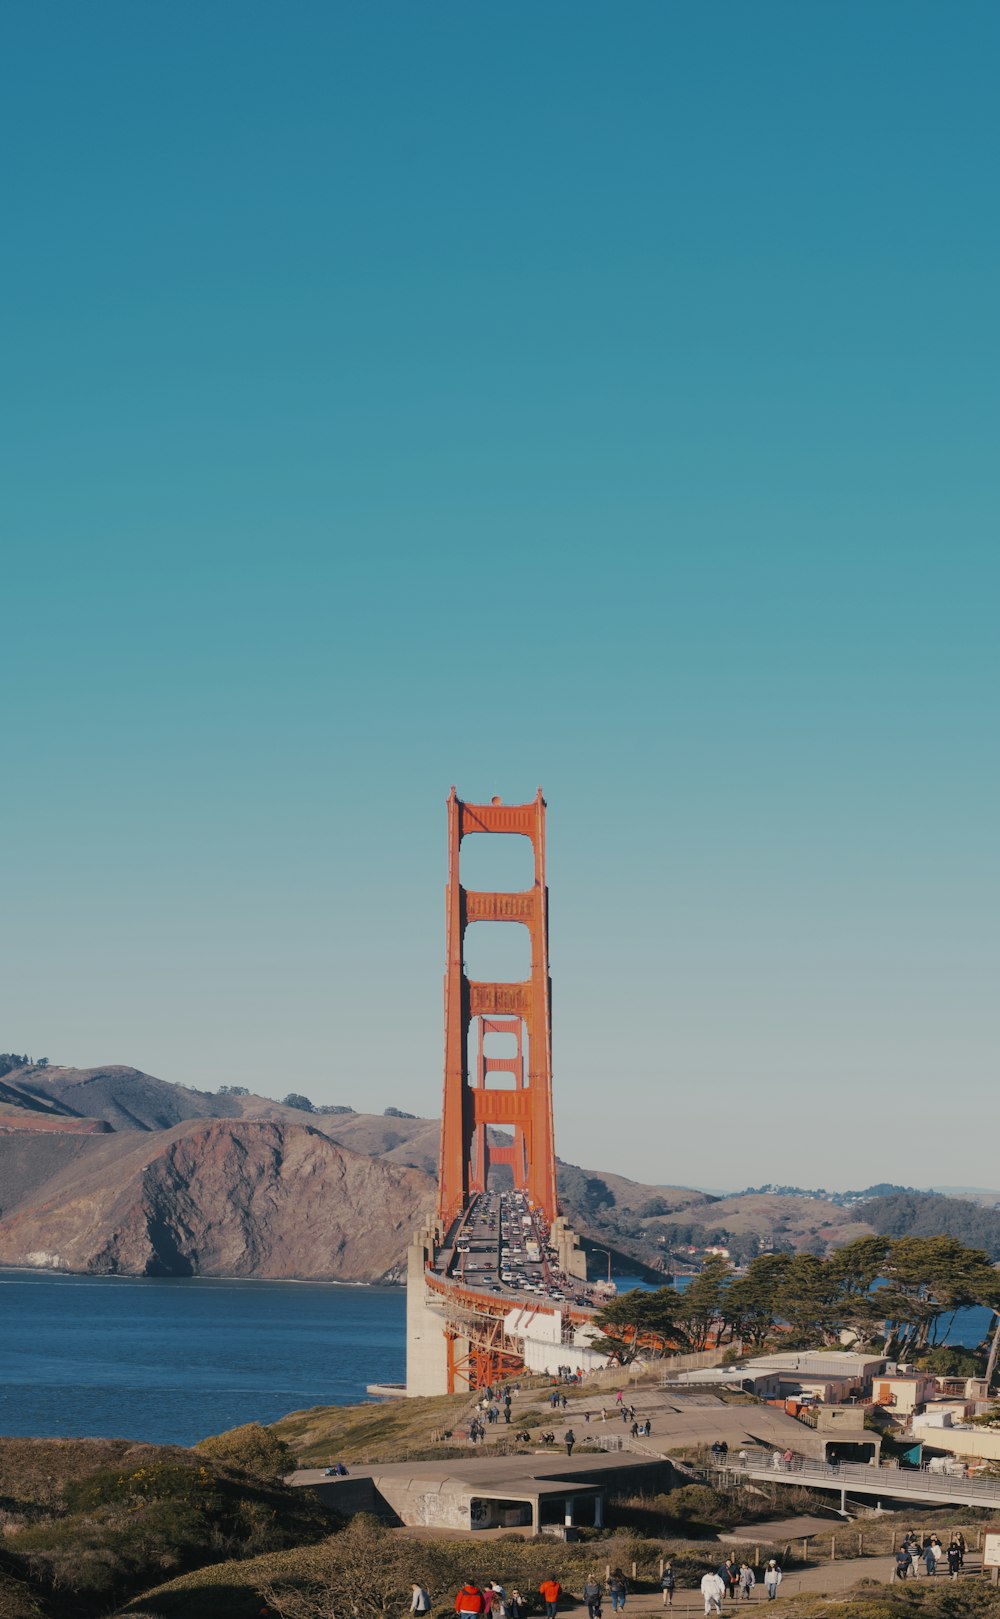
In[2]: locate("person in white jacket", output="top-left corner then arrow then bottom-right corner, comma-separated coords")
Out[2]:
701,1572 -> 726,1615
763,1562 -> 782,1601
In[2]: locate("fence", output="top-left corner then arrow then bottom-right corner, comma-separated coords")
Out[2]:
716,1450 -> 1000,1509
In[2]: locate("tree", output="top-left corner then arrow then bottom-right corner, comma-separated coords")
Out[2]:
769,1254 -> 844,1346
821,1236 -> 889,1347
282,1093 -> 315,1113
217,1084 -> 249,1097
916,1345 -> 982,1377
723,1253 -> 791,1350
590,1286 -> 688,1363
876,1236 -> 1000,1359
195,1421 -> 296,1478
675,1257 -> 732,1350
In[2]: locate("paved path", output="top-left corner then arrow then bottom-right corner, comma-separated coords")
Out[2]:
546,1554 -> 985,1613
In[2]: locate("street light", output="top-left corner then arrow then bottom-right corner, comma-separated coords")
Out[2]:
592,1247 -> 612,1285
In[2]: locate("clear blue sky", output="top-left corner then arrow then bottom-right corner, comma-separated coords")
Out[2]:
3,2 -> 997,1191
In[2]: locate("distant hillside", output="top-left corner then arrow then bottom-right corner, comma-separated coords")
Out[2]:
864,1190 -> 1000,1259
4,1053 -> 989,1284
6,1064 -> 227,1132
0,1117 -> 435,1280
554,1163 -> 876,1269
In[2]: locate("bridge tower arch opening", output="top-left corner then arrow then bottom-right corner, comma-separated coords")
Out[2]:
438,788 -> 558,1227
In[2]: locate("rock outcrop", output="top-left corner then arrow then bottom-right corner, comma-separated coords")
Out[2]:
0,1118 -> 436,1281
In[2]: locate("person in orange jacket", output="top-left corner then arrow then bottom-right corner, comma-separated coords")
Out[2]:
539,1577 -> 562,1619
456,1583 -> 485,1617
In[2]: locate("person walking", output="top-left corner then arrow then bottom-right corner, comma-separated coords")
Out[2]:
947,1542 -> 962,1579
923,1541 -> 936,1576
483,1586 -> 495,1617
955,1532 -> 966,1568
456,1583 -> 485,1619
539,1577 -> 562,1619
738,1564 -> 755,1602
564,1428 -> 576,1456
411,1585 -> 431,1615
660,1565 -> 675,1608
583,1576 -> 603,1619
701,1572 -> 726,1615
608,1569 -> 628,1613
763,1562 -> 782,1601
509,1592 -> 527,1619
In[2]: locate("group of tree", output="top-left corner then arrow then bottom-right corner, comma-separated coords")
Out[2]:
0,1053 -> 47,1078
591,1234 -> 1000,1367
864,1191 -> 1000,1261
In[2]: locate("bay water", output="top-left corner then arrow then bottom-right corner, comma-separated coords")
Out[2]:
0,1269 -> 404,1447
1,1270 -> 990,1449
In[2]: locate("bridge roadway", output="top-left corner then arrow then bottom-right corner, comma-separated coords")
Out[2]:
429,1188 -> 605,1315
720,1452 -> 1000,1513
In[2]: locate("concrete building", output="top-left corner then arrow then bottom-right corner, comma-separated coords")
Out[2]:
295,1452 -> 681,1534
504,1306 -> 608,1376
871,1371 -> 936,1414
815,1405 -> 881,1465
911,1410 -> 1000,1465
674,1350 -> 886,1404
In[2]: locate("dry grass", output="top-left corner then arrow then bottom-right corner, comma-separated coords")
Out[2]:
271,1393 -> 487,1465
0,1439 -> 196,1523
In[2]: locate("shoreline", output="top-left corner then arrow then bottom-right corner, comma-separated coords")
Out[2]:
0,1264 -> 402,1289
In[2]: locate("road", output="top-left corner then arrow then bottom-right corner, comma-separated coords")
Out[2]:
432,1188 -> 608,1313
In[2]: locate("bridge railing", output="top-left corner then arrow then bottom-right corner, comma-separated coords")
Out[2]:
716,1452 -> 1000,1503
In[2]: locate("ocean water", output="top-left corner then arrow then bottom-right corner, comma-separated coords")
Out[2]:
0,1269 -> 405,1447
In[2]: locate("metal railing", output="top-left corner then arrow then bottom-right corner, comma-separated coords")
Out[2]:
718,1452 -> 1000,1505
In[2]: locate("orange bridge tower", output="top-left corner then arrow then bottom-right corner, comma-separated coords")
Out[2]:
438,788 -> 558,1227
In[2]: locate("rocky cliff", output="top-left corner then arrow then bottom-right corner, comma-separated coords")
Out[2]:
0,1117 -> 436,1281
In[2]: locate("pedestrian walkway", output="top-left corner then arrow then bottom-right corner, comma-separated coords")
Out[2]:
727,1452 -> 1000,1513
540,1388 -> 825,1461
546,1552 -> 983,1614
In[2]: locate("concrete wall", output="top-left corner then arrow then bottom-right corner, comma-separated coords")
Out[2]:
912,1417 -> 1000,1462
405,1232 -> 450,1396
300,1476 -> 382,1517
371,1477 -> 473,1530
552,1216 -> 589,1281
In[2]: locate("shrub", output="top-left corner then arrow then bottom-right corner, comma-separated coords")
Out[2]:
6,1457 -> 326,1608
195,1423 -> 295,1479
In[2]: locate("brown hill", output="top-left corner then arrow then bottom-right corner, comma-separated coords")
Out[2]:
651,1190 -> 875,1250
0,1118 -> 435,1281
0,1062 -> 876,1280
6,1065 -> 225,1132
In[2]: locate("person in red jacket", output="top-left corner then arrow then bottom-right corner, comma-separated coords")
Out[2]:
456,1584 -> 485,1618
539,1577 -> 562,1619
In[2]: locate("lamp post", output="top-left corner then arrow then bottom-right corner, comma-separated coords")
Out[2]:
592,1247 -> 612,1285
